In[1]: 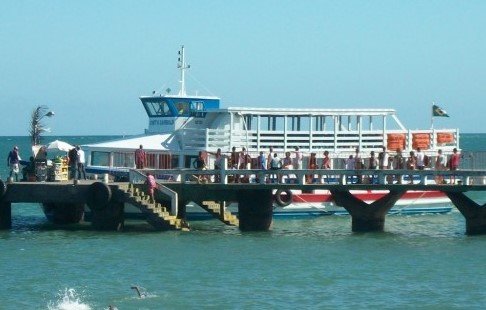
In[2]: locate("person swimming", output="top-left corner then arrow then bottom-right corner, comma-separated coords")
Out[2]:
130,286 -> 145,298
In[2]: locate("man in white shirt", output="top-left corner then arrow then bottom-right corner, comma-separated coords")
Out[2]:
416,148 -> 425,170
77,146 -> 87,180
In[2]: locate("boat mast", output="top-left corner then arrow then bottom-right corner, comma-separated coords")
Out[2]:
177,45 -> 190,96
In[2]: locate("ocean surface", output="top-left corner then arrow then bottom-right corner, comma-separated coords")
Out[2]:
1,134 -> 486,309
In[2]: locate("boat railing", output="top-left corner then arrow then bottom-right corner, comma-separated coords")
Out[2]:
178,127 -> 459,154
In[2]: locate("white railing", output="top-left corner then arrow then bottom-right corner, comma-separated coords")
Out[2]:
131,166 -> 486,187
178,127 -> 459,154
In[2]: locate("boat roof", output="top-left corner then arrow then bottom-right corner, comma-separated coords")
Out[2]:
216,107 -> 396,116
84,134 -> 179,152
140,94 -> 220,100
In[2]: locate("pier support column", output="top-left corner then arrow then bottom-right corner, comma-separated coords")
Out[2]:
0,202 -> 12,230
446,192 -> 486,235
331,190 -> 405,232
237,189 -> 273,231
91,201 -> 125,231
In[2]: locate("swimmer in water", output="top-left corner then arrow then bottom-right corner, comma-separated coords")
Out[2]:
130,286 -> 145,298
108,305 -> 118,310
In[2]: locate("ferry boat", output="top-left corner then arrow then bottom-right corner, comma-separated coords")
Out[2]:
84,46 -> 458,219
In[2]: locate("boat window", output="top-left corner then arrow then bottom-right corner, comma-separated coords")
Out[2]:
191,100 -> 206,117
113,152 -> 135,168
175,101 -> 190,116
90,151 -> 110,167
144,100 -> 173,117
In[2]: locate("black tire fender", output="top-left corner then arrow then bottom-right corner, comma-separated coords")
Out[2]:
86,182 -> 112,211
275,189 -> 293,207
0,179 -> 6,198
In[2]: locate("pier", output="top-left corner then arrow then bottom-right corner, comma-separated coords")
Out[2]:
2,168 -> 486,234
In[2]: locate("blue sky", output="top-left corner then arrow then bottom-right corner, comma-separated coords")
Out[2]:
1,0 -> 485,136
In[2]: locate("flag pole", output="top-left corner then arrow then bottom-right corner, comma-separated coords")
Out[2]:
431,102 -> 434,129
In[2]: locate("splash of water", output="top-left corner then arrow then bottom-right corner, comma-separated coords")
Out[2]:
47,288 -> 91,310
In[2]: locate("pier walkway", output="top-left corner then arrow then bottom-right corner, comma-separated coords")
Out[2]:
2,168 -> 486,234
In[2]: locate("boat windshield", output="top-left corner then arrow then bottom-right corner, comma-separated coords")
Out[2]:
142,98 -> 209,118
144,100 -> 174,117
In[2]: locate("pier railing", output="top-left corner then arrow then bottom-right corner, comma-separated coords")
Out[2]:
131,166 -> 486,187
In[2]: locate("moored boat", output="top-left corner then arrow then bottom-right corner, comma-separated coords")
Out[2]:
84,46 -> 457,218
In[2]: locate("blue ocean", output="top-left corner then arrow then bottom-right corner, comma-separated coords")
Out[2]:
1,134 -> 486,309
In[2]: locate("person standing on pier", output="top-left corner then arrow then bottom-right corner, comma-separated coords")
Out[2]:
213,148 -> 223,183
292,146 -> 303,170
270,153 -> 282,183
68,146 -> 79,180
306,152 -> 318,184
135,145 -> 146,169
267,147 -> 274,170
379,146 -> 391,184
416,147 -> 426,170
193,151 -> 207,183
257,151 -> 267,183
257,151 -> 267,170
407,151 -> 416,184
76,145 -> 87,180
394,148 -> 404,184
321,150 -> 331,184
378,147 -> 389,170
7,145 -> 21,182
435,149 -> 447,184
368,150 -> 378,184
354,148 -> 363,184
449,148 -> 460,184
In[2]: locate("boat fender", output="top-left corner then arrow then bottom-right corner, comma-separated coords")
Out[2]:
0,179 -> 6,198
275,189 -> 293,207
86,181 -> 112,211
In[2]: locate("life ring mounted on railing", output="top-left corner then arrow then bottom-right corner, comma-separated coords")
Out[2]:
275,189 -> 293,207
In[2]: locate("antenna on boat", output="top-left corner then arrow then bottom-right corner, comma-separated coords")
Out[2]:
177,45 -> 190,96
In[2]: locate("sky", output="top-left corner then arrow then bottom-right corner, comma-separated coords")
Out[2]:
1,0 -> 485,136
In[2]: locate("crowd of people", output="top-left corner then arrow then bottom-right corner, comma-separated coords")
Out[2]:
192,145 -> 462,185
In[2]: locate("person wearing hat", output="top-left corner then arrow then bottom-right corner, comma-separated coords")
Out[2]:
7,146 -> 21,181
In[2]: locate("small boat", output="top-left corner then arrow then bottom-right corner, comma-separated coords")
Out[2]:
84,46 -> 457,219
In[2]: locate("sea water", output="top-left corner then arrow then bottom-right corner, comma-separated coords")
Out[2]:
1,135 -> 486,309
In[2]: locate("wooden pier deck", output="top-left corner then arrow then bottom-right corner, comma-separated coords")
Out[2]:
2,168 -> 486,234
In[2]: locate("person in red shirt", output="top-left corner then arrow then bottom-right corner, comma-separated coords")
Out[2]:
135,145 -> 146,169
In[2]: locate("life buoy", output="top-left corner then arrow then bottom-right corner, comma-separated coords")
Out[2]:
412,133 -> 430,150
275,189 -> 293,207
437,132 -> 454,144
0,179 -> 6,198
387,134 -> 406,151
86,181 -> 112,211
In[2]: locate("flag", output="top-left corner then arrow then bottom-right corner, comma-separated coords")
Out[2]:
432,104 -> 449,117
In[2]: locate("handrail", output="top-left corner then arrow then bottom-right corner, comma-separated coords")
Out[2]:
129,169 -> 179,216
130,166 -> 486,187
